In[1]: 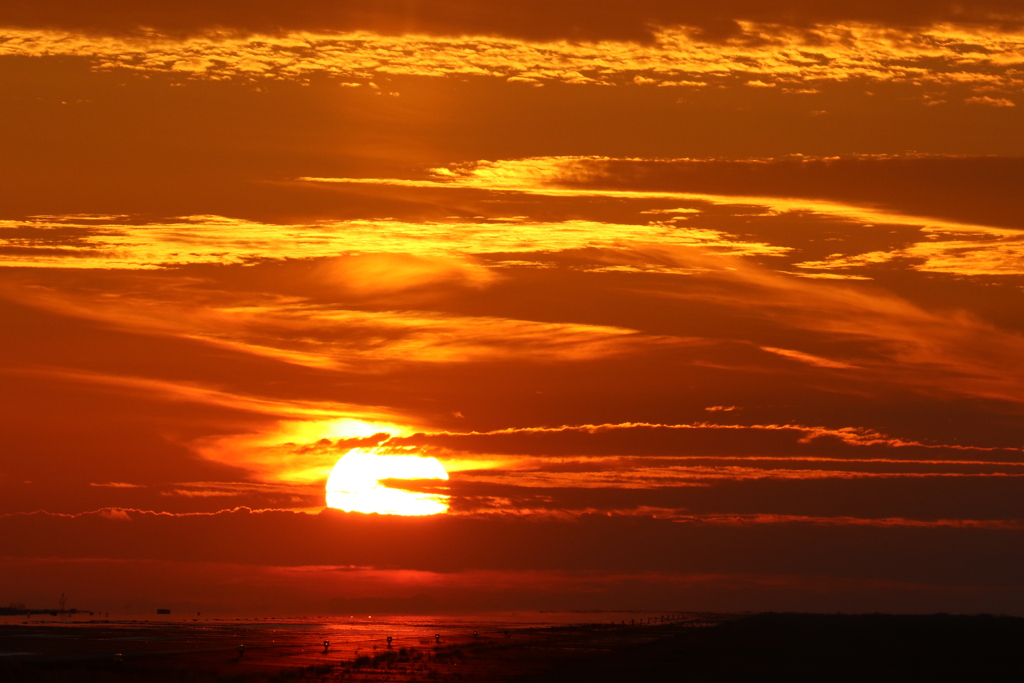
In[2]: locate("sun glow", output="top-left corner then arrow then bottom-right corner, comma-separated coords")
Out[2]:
325,448 -> 450,516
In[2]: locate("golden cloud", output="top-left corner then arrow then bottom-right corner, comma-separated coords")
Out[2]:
306,156 -> 1024,278
0,213 -> 787,269
0,22 -> 1021,98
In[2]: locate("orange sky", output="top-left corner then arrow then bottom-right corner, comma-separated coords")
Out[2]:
2,0 -> 1024,616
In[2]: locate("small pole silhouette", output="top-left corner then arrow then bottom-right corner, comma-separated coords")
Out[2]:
323,640 -> 330,652
435,633 -> 441,644
238,644 -> 246,656
386,636 -> 393,647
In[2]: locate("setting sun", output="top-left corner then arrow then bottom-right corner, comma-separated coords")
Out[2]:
325,448 -> 450,516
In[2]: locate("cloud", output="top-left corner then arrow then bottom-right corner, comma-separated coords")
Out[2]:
3,507 -> 1024,595
445,476 -> 1024,531
402,421 -> 1022,458
2,1 -> 1023,41
797,237 -> 1024,277
3,283 -> 682,374
148,482 -> 324,514
591,155 -> 1024,241
125,416 -> 1024,509
965,96 -> 1016,107
96,507 -> 132,521
8,157 -> 1024,280
0,214 -> 787,269
225,196 -> 1011,406
4,555 -> 1020,616
304,155 -> 1024,257
90,481 -> 145,488
0,21 -> 1022,98
399,154 -> 1024,234
654,249 -> 1024,404
759,346 -> 857,369
451,460 -> 1024,491
4,364 -> 413,423
315,254 -> 500,296
900,234 -> 1024,276
420,154 -> 1024,278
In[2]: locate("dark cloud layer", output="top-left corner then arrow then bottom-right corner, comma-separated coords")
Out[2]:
2,1 -> 1023,40
3,508 -> 1024,591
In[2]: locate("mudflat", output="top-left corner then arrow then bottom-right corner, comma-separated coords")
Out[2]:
2,613 -> 1022,682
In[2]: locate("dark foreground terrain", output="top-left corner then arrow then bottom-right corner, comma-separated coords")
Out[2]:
2,613 -> 1023,682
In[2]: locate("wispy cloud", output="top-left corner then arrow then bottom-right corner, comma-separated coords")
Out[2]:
9,505 -> 1023,530
406,421 -> 1023,454
4,365 -> 409,423
759,346 -> 858,370
657,251 -> 1024,403
89,481 -> 146,488
5,285 -> 682,371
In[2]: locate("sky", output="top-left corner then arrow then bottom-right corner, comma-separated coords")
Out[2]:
2,1 -> 1024,617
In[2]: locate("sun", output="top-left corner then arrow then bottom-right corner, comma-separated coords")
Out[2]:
325,448 -> 450,515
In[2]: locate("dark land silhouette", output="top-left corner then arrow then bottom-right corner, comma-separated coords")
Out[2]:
2,612 -> 1022,682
